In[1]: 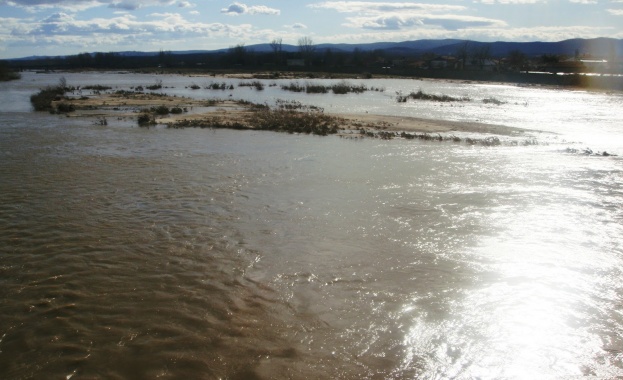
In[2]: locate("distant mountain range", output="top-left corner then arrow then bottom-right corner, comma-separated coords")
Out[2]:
251,38 -> 623,58
11,37 -> 623,61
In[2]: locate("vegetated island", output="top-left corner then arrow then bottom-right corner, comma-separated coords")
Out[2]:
31,80 -> 536,146
0,61 -> 21,81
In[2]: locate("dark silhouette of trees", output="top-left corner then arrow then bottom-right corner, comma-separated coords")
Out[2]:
472,44 -> 492,69
298,36 -> 315,66
455,41 -> 470,70
158,50 -> 174,67
228,44 -> 248,66
508,50 -> 527,71
541,54 -> 560,64
0,60 -> 20,81
270,38 -> 283,66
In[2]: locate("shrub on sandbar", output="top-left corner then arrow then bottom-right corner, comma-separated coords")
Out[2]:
30,86 -> 65,111
137,113 -> 156,127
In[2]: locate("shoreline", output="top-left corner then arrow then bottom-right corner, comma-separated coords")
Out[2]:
30,68 -> 623,93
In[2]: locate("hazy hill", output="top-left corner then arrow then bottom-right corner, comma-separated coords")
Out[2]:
241,38 -> 622,58
8,38 -> 623,61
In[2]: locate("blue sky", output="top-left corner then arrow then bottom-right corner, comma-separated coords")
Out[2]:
1,0 -> 623,59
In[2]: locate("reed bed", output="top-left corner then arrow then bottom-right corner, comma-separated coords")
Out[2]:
397,90 -> 470,103
281,80 -> 380,95
238,81 -> 265,90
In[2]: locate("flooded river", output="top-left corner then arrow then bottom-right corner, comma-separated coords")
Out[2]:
0,72 -> 622,379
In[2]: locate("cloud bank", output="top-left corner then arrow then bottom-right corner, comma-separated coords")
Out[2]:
221,2 -> 280,16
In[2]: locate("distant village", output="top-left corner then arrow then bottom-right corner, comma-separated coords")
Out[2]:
398,51 -> 621,75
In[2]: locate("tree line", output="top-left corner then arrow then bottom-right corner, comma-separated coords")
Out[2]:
5,37 -> 620,77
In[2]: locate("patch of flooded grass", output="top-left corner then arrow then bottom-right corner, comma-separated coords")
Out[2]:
281,80 -> 382,95
397,90 -> 470,103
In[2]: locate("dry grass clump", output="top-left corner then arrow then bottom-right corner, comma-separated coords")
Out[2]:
167,102 -> 343,136
397,90 -> 470,103
251,109 -> 341,135
238,81 -> 265,90
167,117 -> 249,130
280,81 -> 377,95
482,97 -> 505,105
205,82 -> 234,90
83,85 -> 113,91
146,80 -> 163,91
137,112 -> 156,127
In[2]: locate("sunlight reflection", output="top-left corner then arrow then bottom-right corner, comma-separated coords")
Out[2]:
400,197 -> 617,378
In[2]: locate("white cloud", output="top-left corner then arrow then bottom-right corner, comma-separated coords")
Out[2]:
308,1 -> 504,31
344,13 -> 506,30
314,24 -> 622,44
0,7 -> 316,57
476,0 -> 545,4
569,0 -> 598,3
0,11 -> 276,52
0,0 -> 180,11
308,1 -> 466,13
607,8 -> 623,14
221,2 -> 245,14
220,2 -> 280,16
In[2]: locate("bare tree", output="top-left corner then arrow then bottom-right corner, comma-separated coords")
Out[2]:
508,49 -> 527,72
298,36 -> 315,66
228,43 -> 247,65
455,41 -> 470,70
473,44 -> 492,70
270,38 -> 283,65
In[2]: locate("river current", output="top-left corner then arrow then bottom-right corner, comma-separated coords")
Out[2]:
1,72 -> 622,379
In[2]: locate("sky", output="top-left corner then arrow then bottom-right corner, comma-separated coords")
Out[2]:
1,0 -> 623,59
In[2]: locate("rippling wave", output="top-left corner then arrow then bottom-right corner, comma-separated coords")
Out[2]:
1,75 -> 622,379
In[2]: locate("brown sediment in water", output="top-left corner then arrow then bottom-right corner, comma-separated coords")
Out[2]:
53,91 -> 526,137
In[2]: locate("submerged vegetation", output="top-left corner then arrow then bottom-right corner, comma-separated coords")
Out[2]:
238,81 -> 265,90
205,81 -> 234,90
482,97 -> 505,105
83,85 -> 113,91
397,90 -> 470,103
26,79 -> 558,150
146,79 -> 163,91
281,80 -> 383,95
